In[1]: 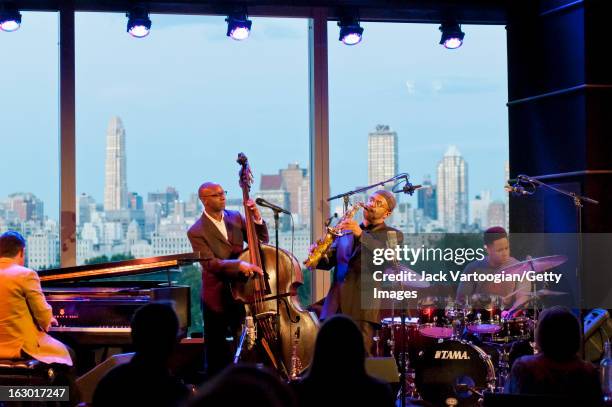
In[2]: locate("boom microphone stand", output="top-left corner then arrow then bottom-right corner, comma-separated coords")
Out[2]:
327,173 -> 412,212
510,174 -> 599,357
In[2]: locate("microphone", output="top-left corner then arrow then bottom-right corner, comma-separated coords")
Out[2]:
392,175 -> 423,196
255,198 -> 291,215
400,183 -> 422,195
505,183 -> 530,196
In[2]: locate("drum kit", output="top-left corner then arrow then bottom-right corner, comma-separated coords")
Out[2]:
375,255 -> 568,407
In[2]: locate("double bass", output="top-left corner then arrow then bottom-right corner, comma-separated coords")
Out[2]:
232,153 -> 318,377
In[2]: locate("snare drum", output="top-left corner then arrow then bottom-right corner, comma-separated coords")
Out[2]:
466,295 -> 502,335
418,297 -> 454,339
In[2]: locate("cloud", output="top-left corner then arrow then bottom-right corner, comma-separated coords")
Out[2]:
432,80 -> 444,93
405,80 -> 416,95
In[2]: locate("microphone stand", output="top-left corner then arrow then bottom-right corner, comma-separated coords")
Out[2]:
327,173 -> 410,212
515,174 -> 599,357
271,208 -> 282,371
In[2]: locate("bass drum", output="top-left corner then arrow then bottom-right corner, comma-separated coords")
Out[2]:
414,339 -> 495,407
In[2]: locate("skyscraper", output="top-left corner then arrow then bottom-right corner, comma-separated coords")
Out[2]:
417,174 -> 437,220
488,201 -> 506,229
104,116 -> 128,211
436,145 -> 468,232
279,163 -> 309,226
6,193 -> 44,223
256,174 -> 290,231
148,187 -> 179,217
470,191 -> 492,230
368,125 -> 398,186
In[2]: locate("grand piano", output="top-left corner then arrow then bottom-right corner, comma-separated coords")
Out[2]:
39,253 -> 201,370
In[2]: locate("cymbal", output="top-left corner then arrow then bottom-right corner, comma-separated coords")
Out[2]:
528,288 -> 568,297
383,265 -> 430,288
506,288 -> 568,301
499,255 -> 568,275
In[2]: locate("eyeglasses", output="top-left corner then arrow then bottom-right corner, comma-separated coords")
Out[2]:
201,190 -> 227,199
367,197 -> 387,209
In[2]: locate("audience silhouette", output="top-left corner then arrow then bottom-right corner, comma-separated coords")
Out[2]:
187,364 -> 295,407
293,314 -> 394,407
505,306 -> 602,406
92,302 -> 190,407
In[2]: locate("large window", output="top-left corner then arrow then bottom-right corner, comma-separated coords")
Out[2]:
75,13 -> 311,332
328,22 -> 509,234
0,12 -> 59,269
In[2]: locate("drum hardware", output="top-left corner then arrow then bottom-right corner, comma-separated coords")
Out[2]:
379,295 -> 538,406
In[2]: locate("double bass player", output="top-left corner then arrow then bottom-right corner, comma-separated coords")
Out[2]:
187,182 -> 268,377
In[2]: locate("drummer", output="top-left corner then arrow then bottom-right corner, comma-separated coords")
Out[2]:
456,226 -> 530,317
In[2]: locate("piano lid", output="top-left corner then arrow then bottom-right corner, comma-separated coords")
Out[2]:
39,252 -> 202,283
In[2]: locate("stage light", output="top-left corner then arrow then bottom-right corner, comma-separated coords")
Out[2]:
338,15 -> 363,46
126,6 -> 151,38
226,12 -> 251,41
439,21 -> 465,49
0,4 -> 22,32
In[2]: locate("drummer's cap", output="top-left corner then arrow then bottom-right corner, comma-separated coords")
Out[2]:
372,190 -> 396,212
483,226 -> 507,246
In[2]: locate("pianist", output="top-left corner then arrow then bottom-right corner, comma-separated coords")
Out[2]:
0,230 -> 73,366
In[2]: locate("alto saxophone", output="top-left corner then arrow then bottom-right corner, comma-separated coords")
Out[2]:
303,202 -> 364,270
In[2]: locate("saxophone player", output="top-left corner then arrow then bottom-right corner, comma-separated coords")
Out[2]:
314,190 -> 403,355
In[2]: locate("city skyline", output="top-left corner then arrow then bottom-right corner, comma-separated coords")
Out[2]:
1,14 -> 509,219
0,132 -> 509,268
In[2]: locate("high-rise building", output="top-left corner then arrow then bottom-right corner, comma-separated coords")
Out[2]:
368,125 -> 398,186
128,192 -> 143,210
417,175 -> 437,220
6,193 -> 44,223
104,116 -> 128,211
279,163 -> 309,226
470,191 -> 492,230
77,193 -> 96,225
256,174 -> 290,232
392,202 -> 413,234
143,202 -> 162,238
487,201 -> 506,229
436,146 -> 468,232
298,177 -> 310,227
147,187 -> 179,217
185,193 -> 202,218
26,230 -> 59,269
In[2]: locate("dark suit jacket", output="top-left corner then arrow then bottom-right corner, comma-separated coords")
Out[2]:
187,210 -> 268,314
318,222 -> 403,325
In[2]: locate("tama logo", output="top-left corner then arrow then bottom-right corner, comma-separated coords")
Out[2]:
434,350 -> 470,360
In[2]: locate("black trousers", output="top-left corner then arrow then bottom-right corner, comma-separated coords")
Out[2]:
202,304 -> 244,377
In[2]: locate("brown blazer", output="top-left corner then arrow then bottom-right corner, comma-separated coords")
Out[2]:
0,258 -> 72,365
187,210 -> 268,313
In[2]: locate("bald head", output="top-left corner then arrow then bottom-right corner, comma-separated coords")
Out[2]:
198,182 -> 226,214
198,182 -> 221,200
